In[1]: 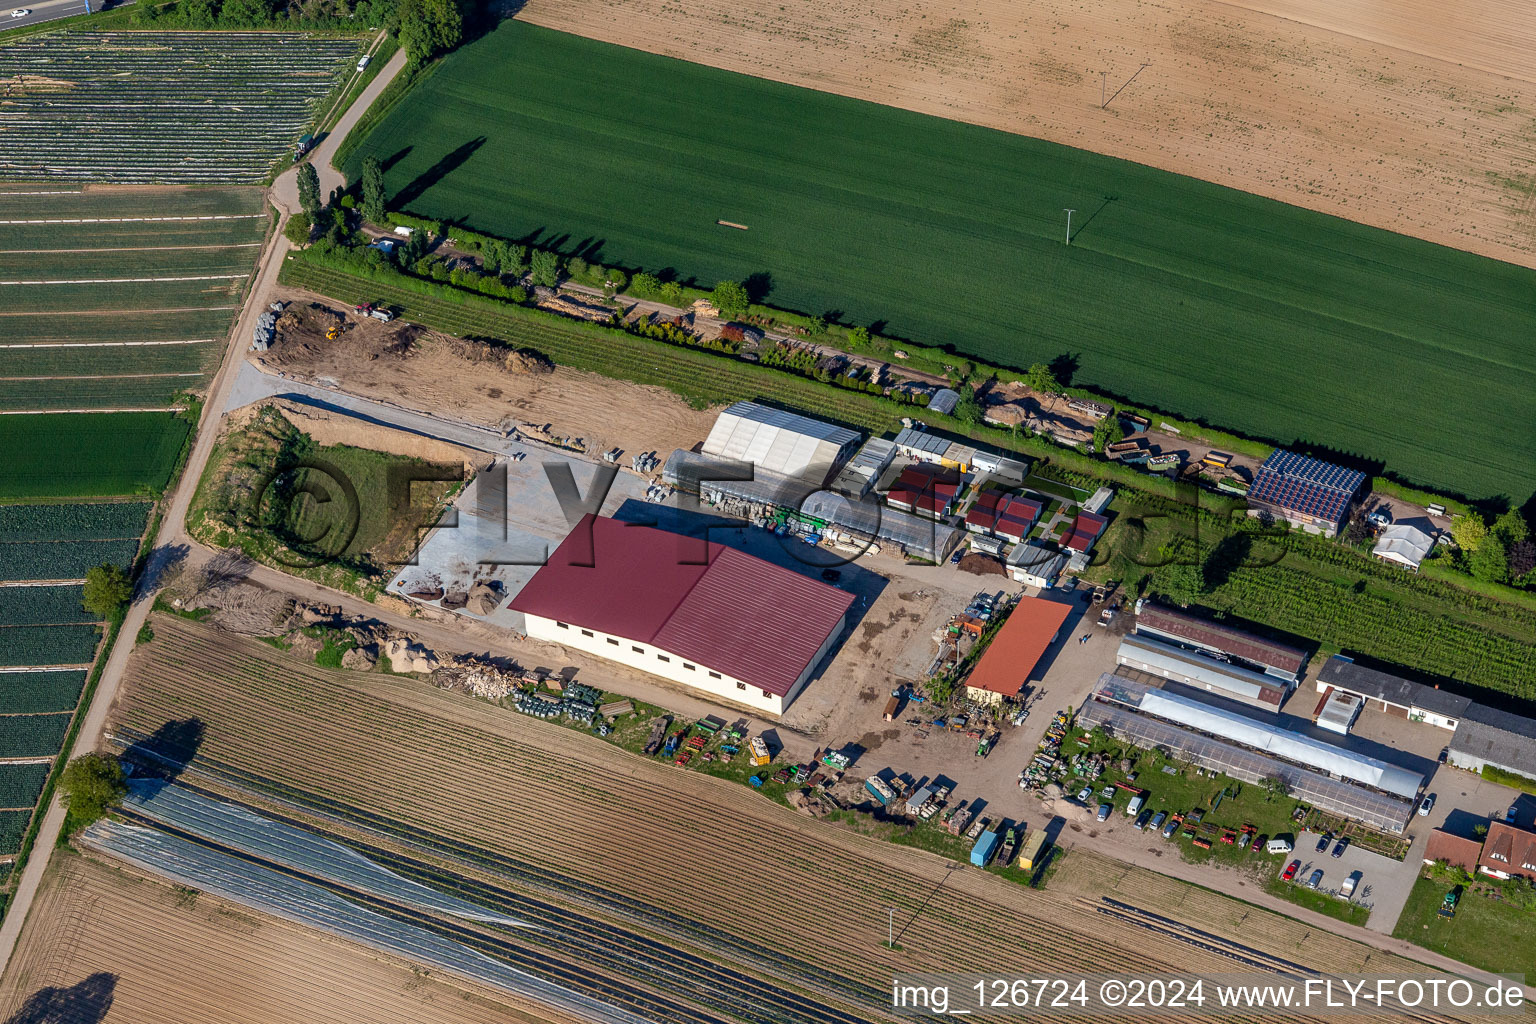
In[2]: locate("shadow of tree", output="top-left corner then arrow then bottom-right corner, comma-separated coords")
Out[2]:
4,972 -> 116,1024
122,718 -> 205,782
390,137 -> 486,210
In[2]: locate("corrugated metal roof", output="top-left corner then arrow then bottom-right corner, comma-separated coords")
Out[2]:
1095,675 -> 1423,798
701,402 -> 859,480
509,515 -> 852,696
1135,603 -> 1307,676
1316,656 -> 1472,718
894,427 -> 951,456
1451,717 -> 1536,775
1117,634 -> 1287,705
966,596 -> 1072,697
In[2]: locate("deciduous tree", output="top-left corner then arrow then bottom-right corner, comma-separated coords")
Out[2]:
396,0 -> 462,65
710,280 -> 749,319
529,249 -> 560,288
1468,533 -> 1509,584
1449,514 -> 1487,552
81,564 -> 132,619
360,155 -> 387,224
60,753 -> 126,827
295,162 -> 322,222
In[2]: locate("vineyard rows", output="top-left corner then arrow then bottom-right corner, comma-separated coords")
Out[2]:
0,499 -> 150,541
0,670 -> 87,714
0,32 -> 363,183
0,585 -> 93,626
0,625 -> 101,667
111,615 -> 1413,1016
0,538 -> 140,579
0,340 -> 217,377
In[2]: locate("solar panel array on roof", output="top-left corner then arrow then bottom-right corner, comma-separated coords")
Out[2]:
1248,450 -> 1366,525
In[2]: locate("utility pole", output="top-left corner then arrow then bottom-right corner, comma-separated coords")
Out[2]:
1100,71 -> 1107,108
887,907 -> 896,949
1063,209 -> 1075,245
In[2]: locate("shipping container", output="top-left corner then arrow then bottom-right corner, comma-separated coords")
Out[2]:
971,829 -> 1001,867
1017,830 -> 1049,871
865,776 -> 895,806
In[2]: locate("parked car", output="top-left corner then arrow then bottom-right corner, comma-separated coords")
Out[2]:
1237,831 -> 1256,852
1149,811 -> 1168,833
1419,794 -> 1435,816
1075,785 -> 1092,804
1252,834 -> 1268,853
1097,803 -> 1112,822
1316,833 -> 1332,853
1282,860 -> 1300,882
1332,837 -> 1349,858
1134,810 -> 1153,831
1161,816 -> 1180,839
1507,804 -> 1520,825
1307,868 -> 1325,889
356,54 -> 371,72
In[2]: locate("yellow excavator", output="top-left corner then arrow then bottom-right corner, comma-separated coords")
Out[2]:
325,325 -> 342,340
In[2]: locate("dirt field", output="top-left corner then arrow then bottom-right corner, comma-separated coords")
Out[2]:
0,851 -> 578,1024
517,0 -> 1536,269
98,613 -> 1500,1024
263,288 -> 722,460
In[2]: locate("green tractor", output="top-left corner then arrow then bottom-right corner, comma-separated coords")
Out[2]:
1438,890 -> 1459,919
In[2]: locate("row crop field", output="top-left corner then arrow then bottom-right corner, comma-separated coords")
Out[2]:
0,500 -> 151,542
347,20 -> 1536,502
0,586 -> 93,626
0,32 -> 363,183
0,764 -> 50,813
0,186 -> 263,410
0,540 -> 140,581
0,671 -> 87,715
0,413 -> 190,498
110,614 -> 1450,1012
0,625 -> 101,667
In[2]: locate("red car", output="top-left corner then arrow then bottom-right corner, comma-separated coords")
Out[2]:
1220,831 -> 1236,844
1282,860 -> 1300,881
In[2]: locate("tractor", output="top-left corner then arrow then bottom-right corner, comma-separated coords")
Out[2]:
1438,890 -> 1459,918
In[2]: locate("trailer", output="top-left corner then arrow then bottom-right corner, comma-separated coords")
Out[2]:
971,829 -> 1001,867
865,776 -> 896,806
883,695 -> 901,722
1017,830 -> 1049,871
748,736 -> 772,767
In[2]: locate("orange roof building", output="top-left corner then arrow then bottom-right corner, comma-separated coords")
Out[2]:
1478,822 -> 1536,881
964,596 -> 1073,703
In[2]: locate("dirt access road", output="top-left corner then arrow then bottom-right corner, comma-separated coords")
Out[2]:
519,0 -> 1536,269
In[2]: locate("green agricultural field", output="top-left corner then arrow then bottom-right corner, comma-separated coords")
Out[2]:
2,276 -> 247,315
0,714 -> 73,756
0,541 -> 142,581
0,671 -> 88,715
0,341 -> 218,379
0,810 -> 32,856
1,308 -> 238,346
0,764 -> 51,812
0,412 -> 190,498
0,586 -> 95,626
0,501 -> 151,542
0,376 -> 201,412
0,216 -> 267,252
349,21 -> 1536,501
0,188 -> 263,220
0,626 -> 101,667
0,246 -> 262,281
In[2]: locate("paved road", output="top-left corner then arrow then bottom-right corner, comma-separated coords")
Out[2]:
0,0 -> 113,32
272,45 -> 408,216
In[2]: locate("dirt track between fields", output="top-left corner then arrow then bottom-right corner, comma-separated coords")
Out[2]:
518,0 -> 1536,268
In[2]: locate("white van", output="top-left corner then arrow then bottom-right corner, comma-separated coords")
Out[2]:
1126,794 -> 1145,817
1266,837 -> 1294,855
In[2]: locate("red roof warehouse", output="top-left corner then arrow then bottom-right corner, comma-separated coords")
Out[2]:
509,515 -> 854,709
965,596 -> 1073,701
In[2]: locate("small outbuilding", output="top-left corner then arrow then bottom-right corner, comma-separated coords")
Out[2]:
1373,522 -> 1437,571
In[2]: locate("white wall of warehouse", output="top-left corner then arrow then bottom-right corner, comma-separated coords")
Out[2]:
522,613 -> 845,717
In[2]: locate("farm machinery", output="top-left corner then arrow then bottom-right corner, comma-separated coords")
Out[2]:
1439,891 -> 1459,918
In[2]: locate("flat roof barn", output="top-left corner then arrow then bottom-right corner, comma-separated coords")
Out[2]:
1246,450 -> 1366,537
1449,705 -> 1536,784
965,596 -> 1072,702
1316,689 -> 1364,735
1133,603 -> 1307,681
702,401 -> 860,482
1315,655 -> 1472,730
1080,681 -> 1415,833
1006,543 -> 1067,589
1092,674 -> 1424,800
508,514 -> 854,715
1115,633 -> 1292,710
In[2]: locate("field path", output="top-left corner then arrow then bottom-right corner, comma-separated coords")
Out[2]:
273,45 -> 409,216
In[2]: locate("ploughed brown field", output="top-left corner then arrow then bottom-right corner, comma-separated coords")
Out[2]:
517,0 -> 1536,269
33,612 -> 1494,1024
